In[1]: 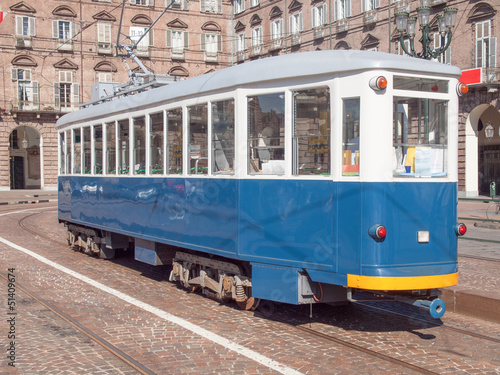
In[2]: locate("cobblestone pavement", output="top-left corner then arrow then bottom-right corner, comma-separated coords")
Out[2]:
0,203 -> 499,374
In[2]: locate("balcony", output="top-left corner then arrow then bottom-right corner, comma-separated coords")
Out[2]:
57,39 -> 73,51
16,37 -> 33,49
250,45 -> 262,57
171,48 -> 185,61
237,51 -> 245,62
460,67 -> 500,93
364,10 -> 377,25
205,52 -> 218,63
98,43 -> 112,55
313,27 -> 325,39
291,33 -> 301,46
394,0 -> 410,13
8,99 -> 76,116
135,47 -> 149,57
269,38 -> 283,51
337,19 -> 348,33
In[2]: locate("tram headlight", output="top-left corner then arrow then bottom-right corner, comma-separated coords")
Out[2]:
457,82 -> 469,96
369,76 -> 388,91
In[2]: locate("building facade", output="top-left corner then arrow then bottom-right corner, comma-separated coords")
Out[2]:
0,0 -> 498,196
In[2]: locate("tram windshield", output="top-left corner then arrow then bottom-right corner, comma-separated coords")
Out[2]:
393,97 -> 448,177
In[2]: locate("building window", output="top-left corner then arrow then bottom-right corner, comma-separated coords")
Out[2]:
250,0 -> 259,7
251,27 -> 262,46
335,0 -> 351,21
11,68 -> 39,111
15,16 -> 36,37
98,72 -> 112,82
54,71 -> 79,111
271,19 -> 283,40
475,20 -> 497,69
398,39 -> 410,56
362,0 -> 380,12
434,33 -> 451,64
167,30 -> 189,50
130,0 -> 153,6
53,20 -> 75,40
169,0 -> 189,10
201,0 -> 222,13
236,33 -> 246,52
312,4 -> 327,28
248,93 -> 285,175
130,26 -> 153,54
202,34 -> 222,53
234,0 -> 245,14
289,13 -> 303,35
97,23 -> 112,54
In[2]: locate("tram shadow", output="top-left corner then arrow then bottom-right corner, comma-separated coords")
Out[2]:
251,298 -> 442,337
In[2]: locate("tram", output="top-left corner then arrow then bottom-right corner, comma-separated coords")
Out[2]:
57,50 -> 468,318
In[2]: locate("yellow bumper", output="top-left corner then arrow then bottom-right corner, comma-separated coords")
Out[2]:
347,272 -> 458,291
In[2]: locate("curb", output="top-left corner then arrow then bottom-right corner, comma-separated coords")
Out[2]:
442,288 -> 500,324
0,199 -> 56,205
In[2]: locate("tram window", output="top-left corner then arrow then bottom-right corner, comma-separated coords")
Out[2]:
393,97 -> 448,177
293,87 -> 330,175
150,112 -> 164,174
106,121 -> 116,174
73,128 -> 82,174
342,98 -> 360,176
133,116 -> 146,175
394,76 -> 448,93
117,119 -> 130,174
59,132 -> 66,175
248,93 -> 285,175
167,108 -> 183,175
66,130 -> 72,175
94,125 -> 103,174
212,99 -> 235,174
83,127 -> 91,174
188,104 -> 208,175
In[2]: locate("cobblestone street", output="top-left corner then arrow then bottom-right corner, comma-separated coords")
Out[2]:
0,201 -> 499,374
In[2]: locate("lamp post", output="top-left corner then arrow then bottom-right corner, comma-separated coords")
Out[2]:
395,0 -> 458,60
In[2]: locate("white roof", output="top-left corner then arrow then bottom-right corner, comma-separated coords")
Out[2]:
56,50 -> 462,129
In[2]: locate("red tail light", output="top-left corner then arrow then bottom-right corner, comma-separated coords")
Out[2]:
455,223 -> 467,236
369,225 -> 387,241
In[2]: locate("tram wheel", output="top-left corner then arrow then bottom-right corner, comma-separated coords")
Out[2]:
237,297 -> 259,311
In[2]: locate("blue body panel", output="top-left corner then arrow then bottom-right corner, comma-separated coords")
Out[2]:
58,176 -> 458,284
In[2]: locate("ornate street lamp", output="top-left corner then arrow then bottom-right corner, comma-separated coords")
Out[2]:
395,0 -> 458,60
485,122 -> 494,140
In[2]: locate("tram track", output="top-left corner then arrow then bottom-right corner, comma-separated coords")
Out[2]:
353,301 -> 500,345
13,208 -> 500,374
0,271 -> 157,375
7,208 -> 158,375
16,210 -> 441,373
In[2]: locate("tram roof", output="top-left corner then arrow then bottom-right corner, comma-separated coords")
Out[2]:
56,50 -> 462,128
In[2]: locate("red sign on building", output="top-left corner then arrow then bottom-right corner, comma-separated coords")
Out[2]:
460,68 -> 482,85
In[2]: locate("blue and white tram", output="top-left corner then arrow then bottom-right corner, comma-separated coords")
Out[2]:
57,50 -> 468,318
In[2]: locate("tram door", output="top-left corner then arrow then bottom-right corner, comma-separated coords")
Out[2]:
10,156 -> 25,190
